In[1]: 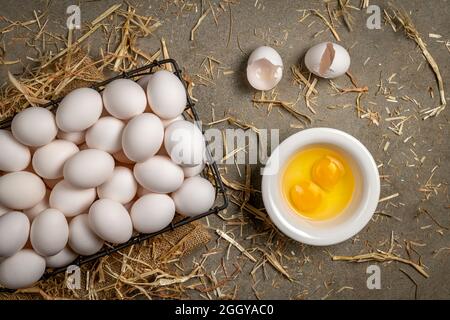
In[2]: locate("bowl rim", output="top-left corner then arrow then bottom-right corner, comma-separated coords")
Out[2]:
262,127 -> 380,246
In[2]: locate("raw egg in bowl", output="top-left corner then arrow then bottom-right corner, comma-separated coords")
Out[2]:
262,128 -> 380,246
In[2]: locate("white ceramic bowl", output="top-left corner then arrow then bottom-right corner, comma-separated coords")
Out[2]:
262,128 -> 380,246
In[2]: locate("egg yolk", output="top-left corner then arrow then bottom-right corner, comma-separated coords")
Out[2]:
312,155 -> 345,191
290,180 -> 322,212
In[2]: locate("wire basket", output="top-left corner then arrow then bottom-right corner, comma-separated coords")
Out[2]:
0,59 -> 228,292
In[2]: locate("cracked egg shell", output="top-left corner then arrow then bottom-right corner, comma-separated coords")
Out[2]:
304,42 -> 350,79
246,46 -> 283,91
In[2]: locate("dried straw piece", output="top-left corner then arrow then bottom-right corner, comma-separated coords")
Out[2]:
311,9 -> 341,41
291,65 -> 318,94
160,37 -> 173,72
216,229 -> 257,262
252,98 -> 312,124
264,252 -> 293,281
41,24 -> 101,68
190,8 -> 211,41
388,6 -> 446,118
332,251 -> 429,278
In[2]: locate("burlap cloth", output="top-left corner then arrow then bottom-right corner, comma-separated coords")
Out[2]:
0,52 -> 211,300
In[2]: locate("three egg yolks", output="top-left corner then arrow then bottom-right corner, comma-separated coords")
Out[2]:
282,147 -> 355,220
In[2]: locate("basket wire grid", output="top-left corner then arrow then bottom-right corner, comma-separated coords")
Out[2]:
0,59 -> 228,292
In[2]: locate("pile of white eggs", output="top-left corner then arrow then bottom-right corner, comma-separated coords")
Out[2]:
0,70 -> 216,290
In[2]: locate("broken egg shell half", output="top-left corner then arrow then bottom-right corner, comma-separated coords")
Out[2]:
246,46 -> 283,91
304,42 -> 350,79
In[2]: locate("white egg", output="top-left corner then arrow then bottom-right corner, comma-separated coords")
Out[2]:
164,120 -> 205,166
161,114 -> 184,128
85,117 -> 125,154
113,149 -> 135,164
183,162 -> 205,177
172,176 -> 215,217
134,155 -> 184,193
122,113 -> 164,162
23,188 -> 50,221
304,42 -> 350,78
32,140 -> 79,179
0,249 -> 46,289
68,214 -> 104,256
45,246 -> 78,268
0,129 -> 31,172
130,193 -> 175,234
49,180 -> 96,217
97,166 -> 137,204
56,130 -> 85,145
0,171 -> 46,210
63,149 -> 115,188
102,79 -> 147,120
30,208 -> 69,256
88,199 -> 133,244
11,107 -> 58,147
0,211 -> 30,257
247,46 -> 283,91
56,88 -> 103,132
146,70 -> 187,119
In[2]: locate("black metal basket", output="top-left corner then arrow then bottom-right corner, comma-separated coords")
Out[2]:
0,59 -> 228,292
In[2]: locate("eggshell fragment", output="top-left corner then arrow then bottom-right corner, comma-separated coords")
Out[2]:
122,113 -> 164,162
56,88 -> 103,132
0,171 -> 46,210
88,199 -> 133,244
0,130 -> 31,172
63,149 -> 115,188
85,117 -> 125,154
68,214 -> 104,256
130,194 -> 175,234
32,140 -> 79,179
97,166 -> 137,204
0,211 -> 30,257
246,46 -> 283,91
172,176 -> 215,217
146,70 -> 187,119
11,107 -> 58,147
103,79 -> 147,120
0,249 -> 46,289
45,246 -> 78,268
30,208 -> 69,256
164,120 -> 205,167
49,180 -> 96,217
134,155 -> 184,193
304,42 -> 350,78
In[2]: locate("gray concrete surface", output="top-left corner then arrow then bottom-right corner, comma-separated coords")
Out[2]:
1,0 -> 449,299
